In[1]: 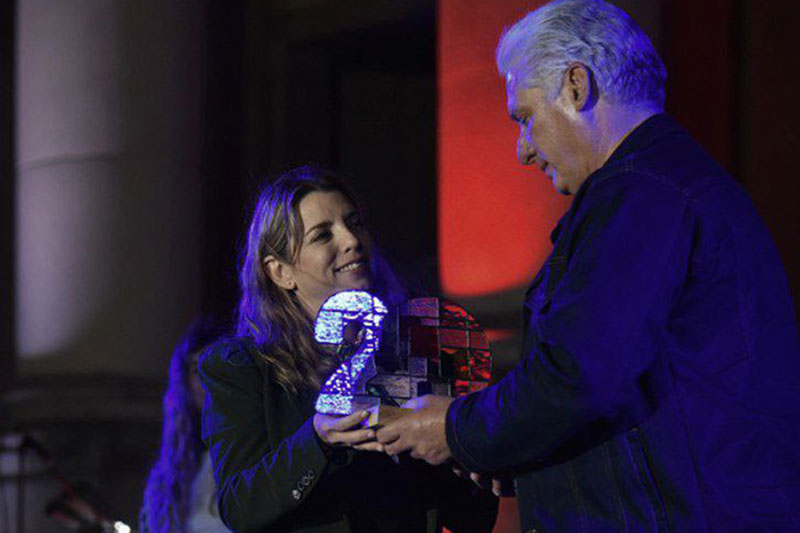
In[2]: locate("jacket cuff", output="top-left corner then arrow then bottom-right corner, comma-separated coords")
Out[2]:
303,416 -> 353,475
284,417 -> 331,503
445,394 -> 487,473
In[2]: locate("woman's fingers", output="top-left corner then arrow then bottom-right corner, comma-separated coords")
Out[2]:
329,410 -> 370,431
353,440 -> 385,452
327,427 -> 375,446
314,411 -> 367,438
314,411 -> 383,449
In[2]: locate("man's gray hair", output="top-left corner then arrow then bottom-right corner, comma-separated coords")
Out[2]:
496,0 -> 667,108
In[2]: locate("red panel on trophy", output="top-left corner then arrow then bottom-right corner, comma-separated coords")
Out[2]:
441,328 -> 468,348
409,324 -> 439,357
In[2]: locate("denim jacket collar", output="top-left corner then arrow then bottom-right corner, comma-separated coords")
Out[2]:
550,113 -> 681,244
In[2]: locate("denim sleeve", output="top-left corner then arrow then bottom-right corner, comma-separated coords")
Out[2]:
447,175 -> 693,473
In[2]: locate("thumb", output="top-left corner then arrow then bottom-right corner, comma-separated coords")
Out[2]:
400,397 -> 423,410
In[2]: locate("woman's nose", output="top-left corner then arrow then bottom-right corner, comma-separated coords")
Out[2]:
339,227 -> 361,252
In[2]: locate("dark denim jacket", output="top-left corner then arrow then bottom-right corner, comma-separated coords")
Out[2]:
446,114 -> 800,532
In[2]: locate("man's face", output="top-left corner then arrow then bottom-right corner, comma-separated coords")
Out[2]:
506,73 -> 588,195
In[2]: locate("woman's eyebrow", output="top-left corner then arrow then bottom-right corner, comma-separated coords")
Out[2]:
305,210 -> 359,237
304,220 -> 331,237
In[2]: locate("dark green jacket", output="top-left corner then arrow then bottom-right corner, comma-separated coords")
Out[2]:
200,338 -> 497,533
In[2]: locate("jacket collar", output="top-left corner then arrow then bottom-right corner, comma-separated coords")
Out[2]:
549,113 -> 681,244
603,112 -> 681,168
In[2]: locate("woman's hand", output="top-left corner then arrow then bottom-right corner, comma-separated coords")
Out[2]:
313,410 -> 384,452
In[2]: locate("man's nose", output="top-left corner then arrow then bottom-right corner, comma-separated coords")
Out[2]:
517,136 -> 536,165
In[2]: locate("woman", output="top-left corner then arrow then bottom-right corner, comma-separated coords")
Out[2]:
200,166 -> 497,532
141,318 -> 229,533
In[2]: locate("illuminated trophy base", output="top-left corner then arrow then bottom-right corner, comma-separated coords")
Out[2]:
314,291 -> 492,427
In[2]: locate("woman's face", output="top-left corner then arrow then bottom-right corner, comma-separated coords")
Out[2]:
283,190 -> 371,317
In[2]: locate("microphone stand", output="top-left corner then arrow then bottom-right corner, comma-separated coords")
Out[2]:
0,433 -> 127,533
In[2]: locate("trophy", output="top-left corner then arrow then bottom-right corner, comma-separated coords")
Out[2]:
314,290 -> 492,427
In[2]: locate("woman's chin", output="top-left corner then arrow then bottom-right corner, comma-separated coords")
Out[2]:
334,270 -> 372,291
342,276 -> 371,291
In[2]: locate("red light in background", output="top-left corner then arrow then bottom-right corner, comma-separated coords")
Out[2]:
438,0 -> 570,299
437,4 -> 570,531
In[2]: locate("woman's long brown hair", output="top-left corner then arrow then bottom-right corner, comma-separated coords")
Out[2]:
236,165 -> 404,394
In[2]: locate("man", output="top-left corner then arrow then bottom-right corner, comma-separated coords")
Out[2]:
376,0 -> 800,530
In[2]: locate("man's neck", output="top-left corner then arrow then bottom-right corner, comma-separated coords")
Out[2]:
595,101 -> 661,169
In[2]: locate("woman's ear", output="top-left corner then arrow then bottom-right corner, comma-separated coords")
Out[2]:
263,255 -> 297,291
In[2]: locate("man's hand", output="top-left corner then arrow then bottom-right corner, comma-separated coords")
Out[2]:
313,411 -> 384,452
375,395 -> 454,465
452,465 -> 516,497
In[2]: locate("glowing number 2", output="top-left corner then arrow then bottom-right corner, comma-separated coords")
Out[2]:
314,290 -> 388,415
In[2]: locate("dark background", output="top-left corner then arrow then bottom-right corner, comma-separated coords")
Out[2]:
1,1 -> 798,531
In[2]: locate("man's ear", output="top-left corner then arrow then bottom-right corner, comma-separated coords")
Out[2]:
263,255 -> 297,291
562,63 -> 594,111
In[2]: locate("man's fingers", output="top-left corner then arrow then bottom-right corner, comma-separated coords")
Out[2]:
470,472 -> 492,490
375,422 -> 402,445
492,478 -> 502,497
452,466 -> 511,496
383,437 -> 411,456
429,452 -> 450,466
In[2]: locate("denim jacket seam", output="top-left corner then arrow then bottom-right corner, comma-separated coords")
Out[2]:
592,155 -> 711,202
588,164 -> 718,278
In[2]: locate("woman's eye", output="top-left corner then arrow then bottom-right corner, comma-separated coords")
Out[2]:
348,216 -> 364,230
311,230 -> 332,243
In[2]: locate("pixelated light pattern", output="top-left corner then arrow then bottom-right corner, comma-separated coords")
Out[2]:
314,293 -> 494,417
314,290 -> 388,415
379,297 -> 494,401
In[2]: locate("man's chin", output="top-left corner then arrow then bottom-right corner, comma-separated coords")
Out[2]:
553,176 -> 573,196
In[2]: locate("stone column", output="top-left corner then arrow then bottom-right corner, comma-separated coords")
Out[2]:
16,0 -> 207,377
11,3 -> 209,530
